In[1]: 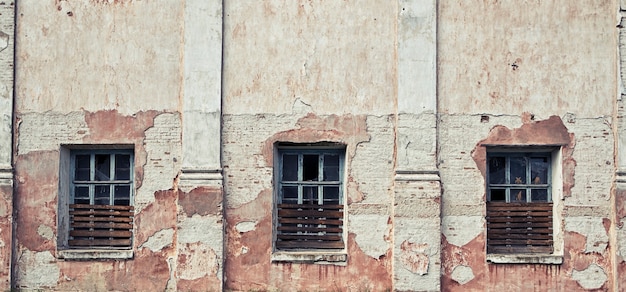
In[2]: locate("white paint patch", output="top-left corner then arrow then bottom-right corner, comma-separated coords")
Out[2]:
450,265 -> 474,285
178,243 -> 218,280
350,214 -> 390,259
565,217 -> 609,253
140,228 -> 174,252
178,214 -> 223,245
572,263 -> 607,290
442,216 -> 483,247
37,225 -> 54,240
235,221 -> 257,233
16,250 -> 60,287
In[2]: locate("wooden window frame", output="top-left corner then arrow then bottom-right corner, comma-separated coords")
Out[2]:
68,150 -> 134,249
274,145 -> 346,251
486,151 -> 554,254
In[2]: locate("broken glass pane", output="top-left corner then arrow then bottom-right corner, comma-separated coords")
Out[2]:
115,154 -> 131,180
303,155 -> 319,181
511,189 -> 526,202
282,154 -> 298,181
95,154 -> 111,181
323,155 -> 340,181
530,157 -> 548,184
302,186 -> 318,204
488,157 -> 505,184
510,157 -> 526,184
490,189 -> 506,201
95,185 -> 111,205
75,155 -> 91,181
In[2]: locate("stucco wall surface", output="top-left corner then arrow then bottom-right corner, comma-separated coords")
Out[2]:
222,0 -> 397,115
438,0 -> 616,117
15,0 -> 182,115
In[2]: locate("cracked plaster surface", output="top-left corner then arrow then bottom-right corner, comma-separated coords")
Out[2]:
572,263 -> 607,290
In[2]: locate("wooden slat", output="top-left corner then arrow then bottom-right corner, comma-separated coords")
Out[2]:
486,202 -> 553,254
70,230 -> 133,238
275,240 -> 344,249
278,209 -> 343,218
70,210 -> 134,217
68,239 -> 132,247
277,234 -> 342,241
72,216 -> 133,223
278,218 -> 343,226
277,226 -> 343,233
70,204 -> 134,211
71,222 -> 133,229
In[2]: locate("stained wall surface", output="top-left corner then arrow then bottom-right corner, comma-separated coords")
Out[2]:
6,0 -> 626,291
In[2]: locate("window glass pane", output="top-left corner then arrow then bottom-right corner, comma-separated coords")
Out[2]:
323,155 -> 340,181
115,154 -> 131,180
114,185 -> 131,206
510,157 -> 526,184
490,189 -> 506,201
281,186 -> 298,204
74,155 -> 91,181
323,186 -> 340,205
511,189 -> 526,202
282,154 -> 298,181
531,189 -> 548,202
530,157 -> 549,185
488,157 -> 505,184
302,186 -> 319,204
302,155 -> 319,181
74,186 -> 90,204
95,185 -> 111,205
95,154 -> 111,181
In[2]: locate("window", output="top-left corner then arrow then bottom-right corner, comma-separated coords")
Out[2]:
486,151 -> 553,254
67,150 -> 134,249
274,145 -> 345,251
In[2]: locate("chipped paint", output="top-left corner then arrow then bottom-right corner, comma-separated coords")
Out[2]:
400,240 -> 430,275
572,263 -> 608,290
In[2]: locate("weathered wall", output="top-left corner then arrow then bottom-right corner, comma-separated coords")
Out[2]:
0,1 -> 14,290
12,1 -> 223,291
222,1 -> 396,290
438,0 -> 617,291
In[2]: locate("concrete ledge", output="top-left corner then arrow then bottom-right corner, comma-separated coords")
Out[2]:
486,254 -> 563,265
271,251 -> 347,266
58,249 -> 134,260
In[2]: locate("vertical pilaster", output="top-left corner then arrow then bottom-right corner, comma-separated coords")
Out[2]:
394,0 -> 439,290
615,6 -> 626,291
178,0 -> 224,290
0,1 -> 13,290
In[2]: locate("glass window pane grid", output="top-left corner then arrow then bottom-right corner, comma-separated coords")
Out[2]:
70,151 -> 134,206
279,151 -> 343,205
487,153 -> 551,203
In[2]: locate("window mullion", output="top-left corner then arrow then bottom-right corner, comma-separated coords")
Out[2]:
89,154 -> 95,205
318,155 -> 324,205
505,156 -> 510,203
110,154 -> 115,205
297,154 -> 303,204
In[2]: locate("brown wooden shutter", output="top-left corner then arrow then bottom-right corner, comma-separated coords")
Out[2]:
486,202 -> 553,254
276,204 -> 344,250
69,204 -> 134,248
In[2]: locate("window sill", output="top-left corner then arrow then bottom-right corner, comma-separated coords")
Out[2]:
486,254 -> 563,265
271,251 -> 347,265
58,249 -> 134,260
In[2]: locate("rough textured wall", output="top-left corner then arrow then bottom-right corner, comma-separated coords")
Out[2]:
222,1 -> 396,290
12,1 -> 222,290
222,0 -> 396,116
0,1 -> 14,290
438,0 -> 617,291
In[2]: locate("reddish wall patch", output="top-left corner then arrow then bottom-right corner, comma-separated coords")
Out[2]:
178,187 -> 222,217
0,184 -> 11,290
14,150 -> 59,253
134,190 -> 177,247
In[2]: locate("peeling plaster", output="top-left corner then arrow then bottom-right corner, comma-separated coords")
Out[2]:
350,214 -> 390,259
178,214 -> 223,245
571,263 -> 607,290
235,221 -> 257,233
450,265 -> 474,285
565,217 -> 609,253
36,225 -> 54,241
140,228 -> 174,252
178,242 -> 218,280
399,240 -> 430,275
442,216 -> 483,247
16,250 -> 60,288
